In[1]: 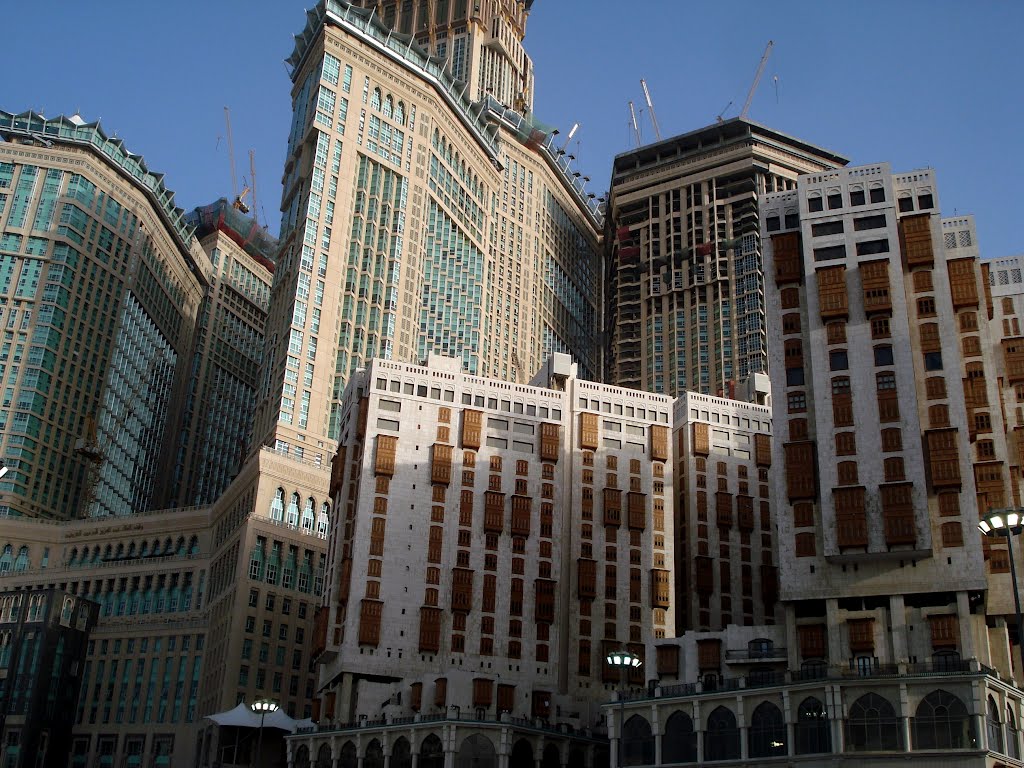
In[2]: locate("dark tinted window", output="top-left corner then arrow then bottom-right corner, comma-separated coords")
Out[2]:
813,245 -> 846,262
854,215 -> 887,231
856,239 -> 890,256
812,221 -> 844,237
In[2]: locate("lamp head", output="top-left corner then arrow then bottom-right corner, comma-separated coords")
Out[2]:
251,699 -> 279,714
605,649 -> 643,668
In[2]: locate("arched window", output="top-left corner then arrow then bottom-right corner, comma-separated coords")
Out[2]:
294,746 -> 310,768
364,740 -> 384,768
68,547 -> 78,567
270,488 -> 285,521
509,740 -> 532,768
704,706 -> 740,761
395,101 -> 406,125
339,742 -> 357,768
391,738 -> 412,768
795,697 -> 830,754
318,502 -> 331,537
14,546 -> 29,572
1008,706 -> 1020,760
188,536 -> 199,555
988,696 -> 1004,754
176,537 -> 186,555
622,715 -> 654,766
286,493 -> 300,526
662,711 -> 697,763
846,693 -> 900,751
383,96 -> 394,119
301,498 -> 315,532
749,702 -> 786,758
419,734 -> 444,768
912,689 -> 970,750
371,88 -> 382,111
317,744 -> 335,768
455,735 -> 496,768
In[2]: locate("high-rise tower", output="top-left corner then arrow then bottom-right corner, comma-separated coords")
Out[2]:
605,119 -> 846,397
251,0 -> 601,457
0,111 -> 208,519
346,0 -> 536,110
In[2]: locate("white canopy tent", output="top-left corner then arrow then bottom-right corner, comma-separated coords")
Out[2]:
206,702 -> 314,732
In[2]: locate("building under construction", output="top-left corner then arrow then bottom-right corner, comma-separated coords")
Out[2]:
603,118 -> 847,397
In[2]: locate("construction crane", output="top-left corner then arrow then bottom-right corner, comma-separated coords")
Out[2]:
223,107 -> 250,214
249,149 -> 261,229
74,414 -> 104,518
640,79 -> 661,141
628,102 -> 641,147
739,40 -> 774,120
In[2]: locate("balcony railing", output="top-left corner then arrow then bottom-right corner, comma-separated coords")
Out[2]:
725,646 -> 787,662
636,659 -> 990,704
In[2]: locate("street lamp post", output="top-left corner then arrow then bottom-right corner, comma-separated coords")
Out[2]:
979,508 -> 1024,677
606,650 -> 643,768
250,699 -> 279,768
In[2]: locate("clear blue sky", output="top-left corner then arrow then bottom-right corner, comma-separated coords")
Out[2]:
6,1 -> 1022,257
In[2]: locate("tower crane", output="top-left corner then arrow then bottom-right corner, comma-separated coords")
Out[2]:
223,107 -> 250,214
640,79 -> 661,141
739,41 -> 774,120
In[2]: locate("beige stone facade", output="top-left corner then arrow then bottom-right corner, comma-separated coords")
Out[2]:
0,508 -> 212,767
251,0 -> 601,459
347,0 -> 536,111
672,389 -> 778,635
307,353 -> 672,736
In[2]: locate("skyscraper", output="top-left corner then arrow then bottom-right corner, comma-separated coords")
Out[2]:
0,111 -> 208,519
250,0 -> 602,459
604,119 -> 847,397
170,200 -> 276,507
346,0 -> 536,111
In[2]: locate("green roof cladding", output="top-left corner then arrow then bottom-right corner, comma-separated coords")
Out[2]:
0,110 -> 197,254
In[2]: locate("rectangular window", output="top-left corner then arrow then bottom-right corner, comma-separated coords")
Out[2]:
854,214 -> 887,231
856,239 -> 890,256
813,245 -> 846,262
811,220 -> 844,237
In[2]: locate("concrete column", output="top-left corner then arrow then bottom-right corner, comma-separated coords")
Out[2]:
784,604 -> 800,671
782,688 -> 794,757
898,683 -> 911,751
889,594 -> 907,662
649,703 -> 661,767
825,599 -> 843,668
442,724 -> 456,768
827,685 -> 844,753
736,695 -> 747,762
693,700 -> 703,764
957,591 -> 977,661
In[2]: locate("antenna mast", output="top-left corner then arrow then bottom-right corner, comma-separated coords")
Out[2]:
640,79 -> 661,141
